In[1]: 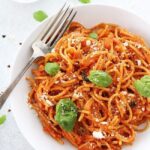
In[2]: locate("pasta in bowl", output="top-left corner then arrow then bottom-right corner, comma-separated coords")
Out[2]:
27,22 -> 150,150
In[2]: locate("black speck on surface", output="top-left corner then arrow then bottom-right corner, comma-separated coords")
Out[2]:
19,42 -> 22,45
8,109 -> 11,112
7,65 -> 11,68
2,35 -> 6,38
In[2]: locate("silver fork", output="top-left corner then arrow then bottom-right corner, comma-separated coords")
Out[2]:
0,3 -> 77,109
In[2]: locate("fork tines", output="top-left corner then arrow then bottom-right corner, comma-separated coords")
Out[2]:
38,2 -> 77,48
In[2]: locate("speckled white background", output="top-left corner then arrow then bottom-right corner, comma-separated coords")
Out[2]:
0,0 -> 150,149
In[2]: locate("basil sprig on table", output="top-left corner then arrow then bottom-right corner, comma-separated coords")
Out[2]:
88,70 -> 112,87
55,98 -> 78,132
79,0 -> 91,4
0,115 -> 6,125
134,75 -> 150,98
33,10 -> 48,22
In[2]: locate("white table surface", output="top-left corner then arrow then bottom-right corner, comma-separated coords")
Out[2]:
0,0 -> 150,149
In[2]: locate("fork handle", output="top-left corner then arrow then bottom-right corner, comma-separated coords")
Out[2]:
0,56 -> 36,109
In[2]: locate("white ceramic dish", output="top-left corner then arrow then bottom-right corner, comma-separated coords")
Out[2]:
10,4 -> 150,150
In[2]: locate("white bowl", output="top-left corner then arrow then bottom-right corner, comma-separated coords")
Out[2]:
10,4 -> 150,150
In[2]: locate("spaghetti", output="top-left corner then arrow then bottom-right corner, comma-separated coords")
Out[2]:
27,22 -> 150,150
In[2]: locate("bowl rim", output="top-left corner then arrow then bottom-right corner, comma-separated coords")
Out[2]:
10,3 -> 150,150
11,3 -> 150,78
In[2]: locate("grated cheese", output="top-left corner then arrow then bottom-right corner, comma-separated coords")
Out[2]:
121,91 -> 127,95
136,60 -> 142,66
93,47 -> 99,51
39,93 -> 54,107
68,38 -> 71,42
135,43 -> 142,49
73,90 -> 83,98
55,80 -> 59,84
114,66 -> 117,70
45,100 -> 54,106
71,38 -> 80,44
123,41 -> 129,47
128,93 -> 135,97
39,92 -> 48,100
95,118 -> 99,122
72,74 -> 76,78
141,107 -> 145,111
92,131 -> 105,139
100,121 -> 108,125
111,131 -> 115,136
117,77 -> 120,81
86,40 -> 91,46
